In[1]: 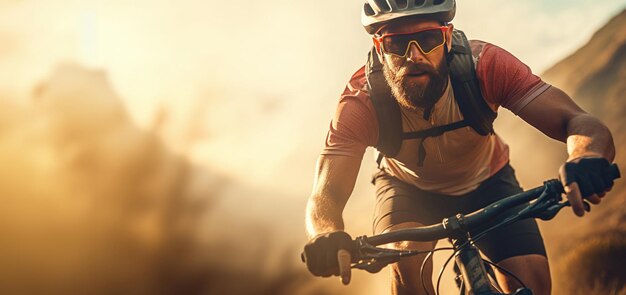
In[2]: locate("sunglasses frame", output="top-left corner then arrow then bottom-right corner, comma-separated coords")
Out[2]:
373,26 -> 450,58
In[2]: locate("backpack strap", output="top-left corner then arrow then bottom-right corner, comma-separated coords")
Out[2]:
366,47 -> 403,159
448,30 -> 497,135
402,120 -> 470,139
402,120 -> 472,166
366,29 -> 497,167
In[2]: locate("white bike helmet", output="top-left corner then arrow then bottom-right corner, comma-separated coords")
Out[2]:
362,0 -> 456,34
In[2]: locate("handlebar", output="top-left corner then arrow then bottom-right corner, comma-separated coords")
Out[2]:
359,181 -> 549,246
352,163 -> 620,270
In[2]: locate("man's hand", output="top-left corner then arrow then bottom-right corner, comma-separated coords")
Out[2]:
559,157 -> 614,217
302,231 -> 354,285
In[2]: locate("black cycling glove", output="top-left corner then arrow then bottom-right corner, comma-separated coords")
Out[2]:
560,157 -> 613,198
302,231 -> 354,277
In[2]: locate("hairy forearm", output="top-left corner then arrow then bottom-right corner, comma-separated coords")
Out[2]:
566,114 -> 615,161
304,155 -> 361,239
305,194 -> 346,239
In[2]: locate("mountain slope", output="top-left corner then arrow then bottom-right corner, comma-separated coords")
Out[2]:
499,9 -> 626,295
542,9 -> 626,98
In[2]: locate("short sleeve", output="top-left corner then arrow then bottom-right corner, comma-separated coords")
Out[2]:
476,43 -> 552,115
321,67 -> 379,158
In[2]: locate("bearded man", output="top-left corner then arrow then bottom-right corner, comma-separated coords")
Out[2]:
302,1 -> 616,294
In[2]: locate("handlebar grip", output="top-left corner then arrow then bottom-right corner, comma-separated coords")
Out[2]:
609,163 -> 621,180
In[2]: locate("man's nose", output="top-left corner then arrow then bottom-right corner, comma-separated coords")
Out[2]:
406,41 -> 426,63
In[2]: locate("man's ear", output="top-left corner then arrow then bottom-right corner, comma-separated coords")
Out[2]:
445,23 -> 454,53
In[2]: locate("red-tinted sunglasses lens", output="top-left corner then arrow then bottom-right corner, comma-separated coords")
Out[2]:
382,29 -> 445,56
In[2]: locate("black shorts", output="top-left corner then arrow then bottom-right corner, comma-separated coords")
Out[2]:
372,164 -> 546,263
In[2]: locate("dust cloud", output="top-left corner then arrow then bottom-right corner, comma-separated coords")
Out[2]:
0,64 -> 363,295
556,231 -> 626,295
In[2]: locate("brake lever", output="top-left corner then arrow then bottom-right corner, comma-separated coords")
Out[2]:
352,255 -> 400,273
534,162 -> 618,219
517,180 -> 562,220
525,179 -> 592,220
533,201 -> 567,221
531,199 -> 591,221
352,236 -> 415,273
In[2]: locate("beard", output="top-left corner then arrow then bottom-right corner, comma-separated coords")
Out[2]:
382,56 -> 449,111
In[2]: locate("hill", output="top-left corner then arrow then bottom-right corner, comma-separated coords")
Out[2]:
496,9 -> 626,295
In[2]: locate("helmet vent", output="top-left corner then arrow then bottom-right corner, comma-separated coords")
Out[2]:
362,0 -> 456,34
364,3 -> 376,16
376,0 -> 391,12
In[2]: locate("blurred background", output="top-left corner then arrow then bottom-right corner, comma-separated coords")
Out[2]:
1,0 -> 625,294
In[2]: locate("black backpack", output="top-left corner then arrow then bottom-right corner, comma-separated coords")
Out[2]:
365,29 -> 497,166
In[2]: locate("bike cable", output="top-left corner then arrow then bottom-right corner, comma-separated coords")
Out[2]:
435,212 -> 525,295
462,213 -> 521,247
436,250 -> 457,295
447,214 -> 529,292
482,258 -> 528,289
461,185 -> 554,248
419,247 -> 455,295
484,260 -> 505,293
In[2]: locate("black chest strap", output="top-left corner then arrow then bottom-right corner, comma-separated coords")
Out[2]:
402,120 -> 470,140
368,29 -> 497,167
375,119 -> 471,167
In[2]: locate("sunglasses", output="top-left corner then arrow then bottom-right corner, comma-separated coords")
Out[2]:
373,26 -> 449,57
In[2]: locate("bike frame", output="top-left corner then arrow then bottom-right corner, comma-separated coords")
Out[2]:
444,213 -> 532,295
451,235 -> 532,295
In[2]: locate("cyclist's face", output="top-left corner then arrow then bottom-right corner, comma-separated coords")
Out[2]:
378,19 -> 453,111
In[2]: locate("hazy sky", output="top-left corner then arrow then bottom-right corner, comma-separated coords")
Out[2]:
0,0 -> 625,191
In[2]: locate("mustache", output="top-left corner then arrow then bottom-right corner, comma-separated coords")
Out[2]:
398,62 -> 437,77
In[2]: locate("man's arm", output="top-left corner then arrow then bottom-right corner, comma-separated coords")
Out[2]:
303,154 -> 362,284
305,154 -> 362,238
516,86 -> 616,216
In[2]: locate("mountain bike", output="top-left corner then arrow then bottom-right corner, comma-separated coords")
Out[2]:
350,164 -> 620,295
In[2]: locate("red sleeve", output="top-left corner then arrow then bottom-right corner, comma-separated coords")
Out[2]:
321,67 -> 379,158
476,43 -> 551,114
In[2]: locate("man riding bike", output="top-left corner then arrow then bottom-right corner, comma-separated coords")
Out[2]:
302,1 -> 616,295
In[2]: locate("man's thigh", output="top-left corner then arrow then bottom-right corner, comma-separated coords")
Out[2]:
382,222 -> 438,295
471,212 -> 547,264
372,170 -> 460,234
496,254 -> 551,295
470,216 -> 550,294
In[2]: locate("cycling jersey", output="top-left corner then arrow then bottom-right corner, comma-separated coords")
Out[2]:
321,41 -> 551,195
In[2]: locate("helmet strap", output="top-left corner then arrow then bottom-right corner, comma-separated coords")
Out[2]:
445,43 -> 454,64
